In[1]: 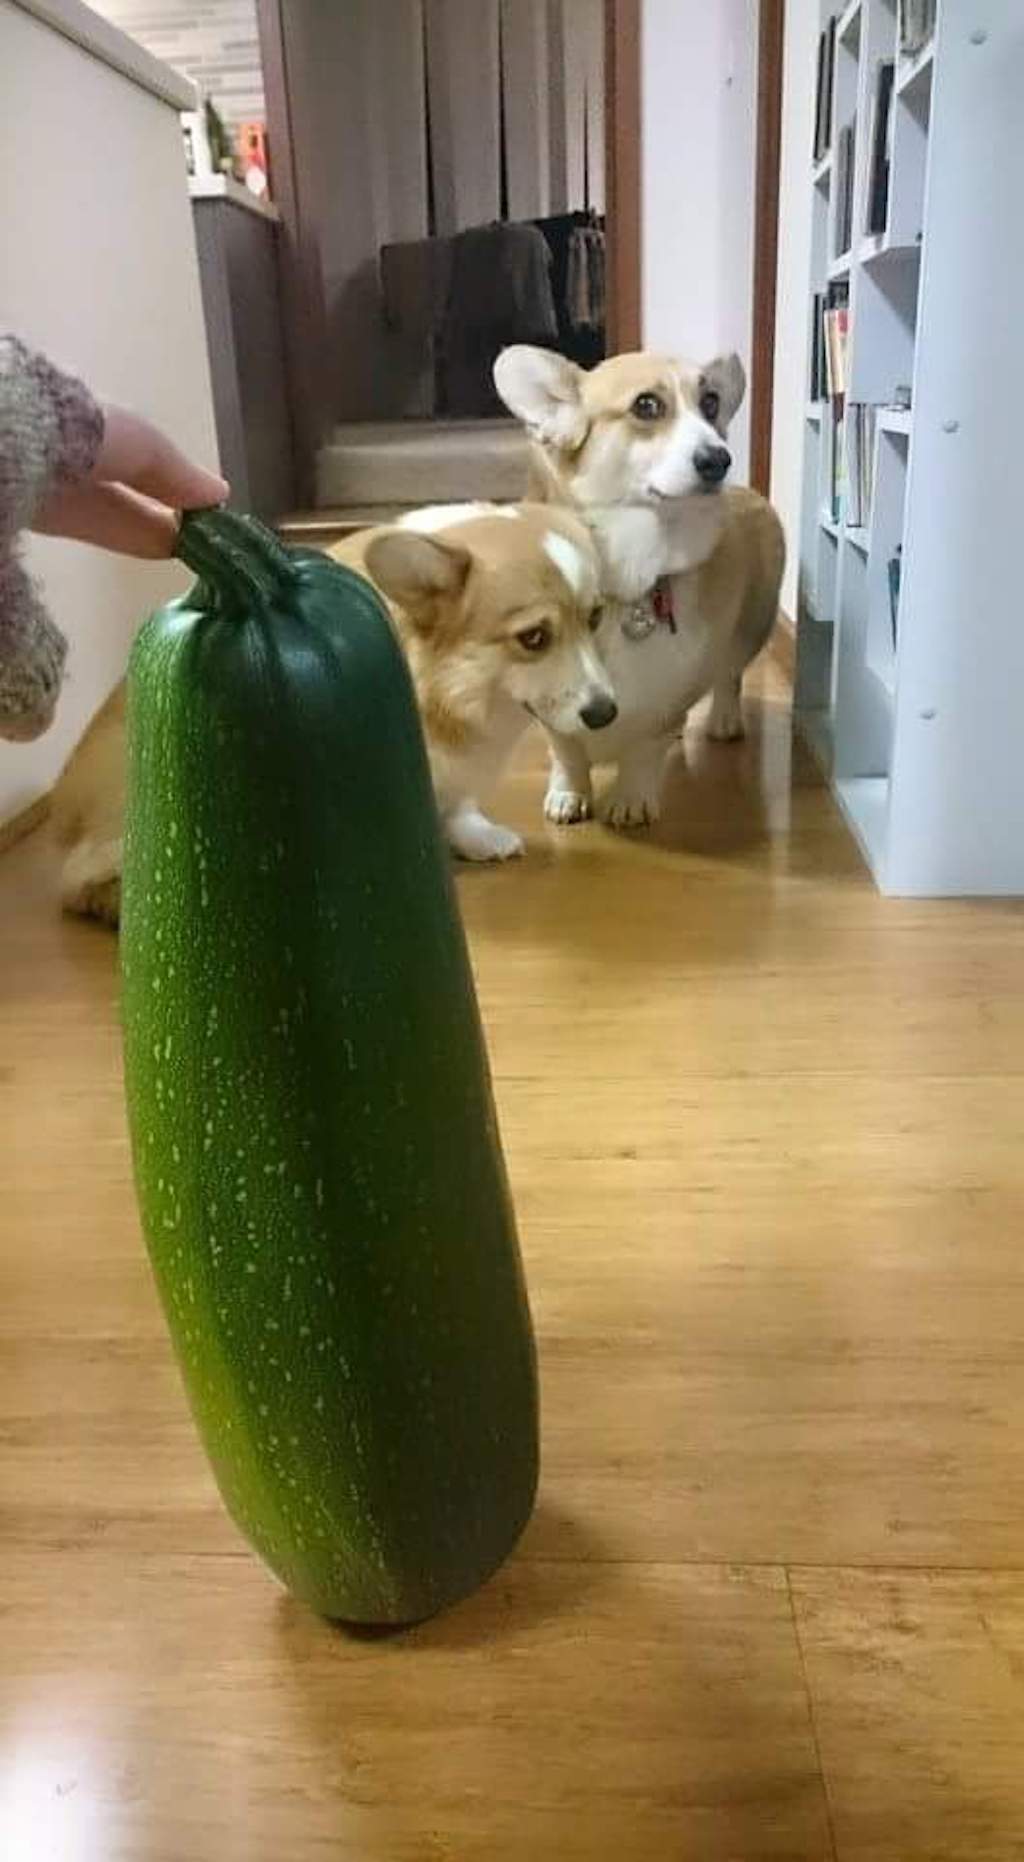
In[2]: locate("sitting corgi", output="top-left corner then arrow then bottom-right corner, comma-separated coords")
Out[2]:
51,501 -> 614,923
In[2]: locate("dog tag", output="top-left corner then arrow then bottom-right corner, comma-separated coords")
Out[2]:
621,600 -> 658,642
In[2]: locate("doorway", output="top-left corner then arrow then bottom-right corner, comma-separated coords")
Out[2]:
258,0 -> 641,507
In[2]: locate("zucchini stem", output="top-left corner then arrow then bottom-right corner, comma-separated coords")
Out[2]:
175,508 -> 299,611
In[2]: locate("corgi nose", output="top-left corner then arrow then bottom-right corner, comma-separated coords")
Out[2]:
579,693 -> 618,731
694,443 -> 731,484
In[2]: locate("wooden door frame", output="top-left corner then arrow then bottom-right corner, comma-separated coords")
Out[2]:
750,0 -> 785,497
255,0 -> 328,510
605,0 -> 642,353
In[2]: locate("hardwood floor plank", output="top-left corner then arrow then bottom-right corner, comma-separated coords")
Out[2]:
791,1569 -> 1024,1861
0,1551 -> 831,1861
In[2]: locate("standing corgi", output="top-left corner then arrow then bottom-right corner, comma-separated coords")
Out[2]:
494,347 -> 785,828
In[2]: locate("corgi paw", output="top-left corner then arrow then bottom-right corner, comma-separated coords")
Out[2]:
449,815 -> 525,863
545,787 -> 592,825
707,698 -> 745,741
60,841 -> 123,928
601,789 -> 660,830
63,877 -> 121,928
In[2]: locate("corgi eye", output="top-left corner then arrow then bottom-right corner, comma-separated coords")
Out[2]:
588,608 -> 603,633
516,622 -> 552,653
631,391 -> 666,422
699,388 -> 721,422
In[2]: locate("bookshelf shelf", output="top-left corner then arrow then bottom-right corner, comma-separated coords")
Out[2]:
794,0 -> 1024,894
859,234 -> 923,266
838,0 -> 863,44
897,36 -> 934,92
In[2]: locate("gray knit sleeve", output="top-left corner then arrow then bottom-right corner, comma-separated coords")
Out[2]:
0,336 -> 105,742
0,335 -> 105,539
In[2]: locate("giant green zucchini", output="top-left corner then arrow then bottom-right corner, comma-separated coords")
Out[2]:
121,509 -> 538,1624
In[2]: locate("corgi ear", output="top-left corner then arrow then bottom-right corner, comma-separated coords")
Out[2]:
364,529 -> 471,630
493,346 -> 589,451
701,352 -> 746,429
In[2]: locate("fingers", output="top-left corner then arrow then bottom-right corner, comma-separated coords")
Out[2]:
33,405 -> 228,558
92,405 -> 228,510
32,481 -> 181,559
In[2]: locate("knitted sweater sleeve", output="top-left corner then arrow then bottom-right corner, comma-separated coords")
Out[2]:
0,336 -> 106,742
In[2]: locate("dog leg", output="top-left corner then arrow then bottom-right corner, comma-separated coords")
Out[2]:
601,739 -> 671,830
707,673 -> 745,742
544,734 -> 594,826
446,801 -> 524,863
60,837 -> 123,927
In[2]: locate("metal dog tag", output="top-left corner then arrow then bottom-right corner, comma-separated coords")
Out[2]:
621,601 -> 658,642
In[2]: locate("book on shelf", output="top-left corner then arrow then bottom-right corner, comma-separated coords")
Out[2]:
830,406 -> 845,524
834,124 -> 856,258
809,292 -> 827,400
845,408 -> 861,528
810,284 -> 848,403
863,405 -> 876,517
888,546 -> 902,647
813,17 -> 836,162
898,0 -> 935,56
822,282 -> 850,400
824,306 -> 847,399
866,61 -> 895,235
843,405 -> 876,528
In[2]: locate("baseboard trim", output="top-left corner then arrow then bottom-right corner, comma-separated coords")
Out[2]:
0,793 -> 50,856
278,507 -> 402,541
768,609 -> 795,683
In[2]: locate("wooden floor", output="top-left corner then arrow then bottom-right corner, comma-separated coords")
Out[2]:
3,663 -> 1024,1860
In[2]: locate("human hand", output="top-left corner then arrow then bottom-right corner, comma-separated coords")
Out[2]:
30,406 -> 228,559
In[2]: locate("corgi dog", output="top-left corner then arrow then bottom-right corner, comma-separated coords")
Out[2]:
51,501 -> 613,923
331,502 -> 612,861
493,346 -> 786,829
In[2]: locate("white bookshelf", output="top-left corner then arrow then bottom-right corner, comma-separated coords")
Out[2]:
794,0 -> 1024,895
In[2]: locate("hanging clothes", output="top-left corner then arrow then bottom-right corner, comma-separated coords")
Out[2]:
566,222 -> 606,335
439,221 -> 558,415
532,213 -> 606,368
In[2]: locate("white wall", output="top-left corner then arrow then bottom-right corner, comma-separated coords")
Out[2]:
0,1 -> 220,830
769,0 -> 818,617
640,0 -> 758,481
715,0 -> 759,480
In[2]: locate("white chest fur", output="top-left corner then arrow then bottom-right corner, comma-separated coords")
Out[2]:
591,499 -> 725,602
561,498 -> 727,765
575,587 -> 713,762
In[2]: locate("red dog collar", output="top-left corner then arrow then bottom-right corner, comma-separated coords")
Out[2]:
651,578 -> 676,631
